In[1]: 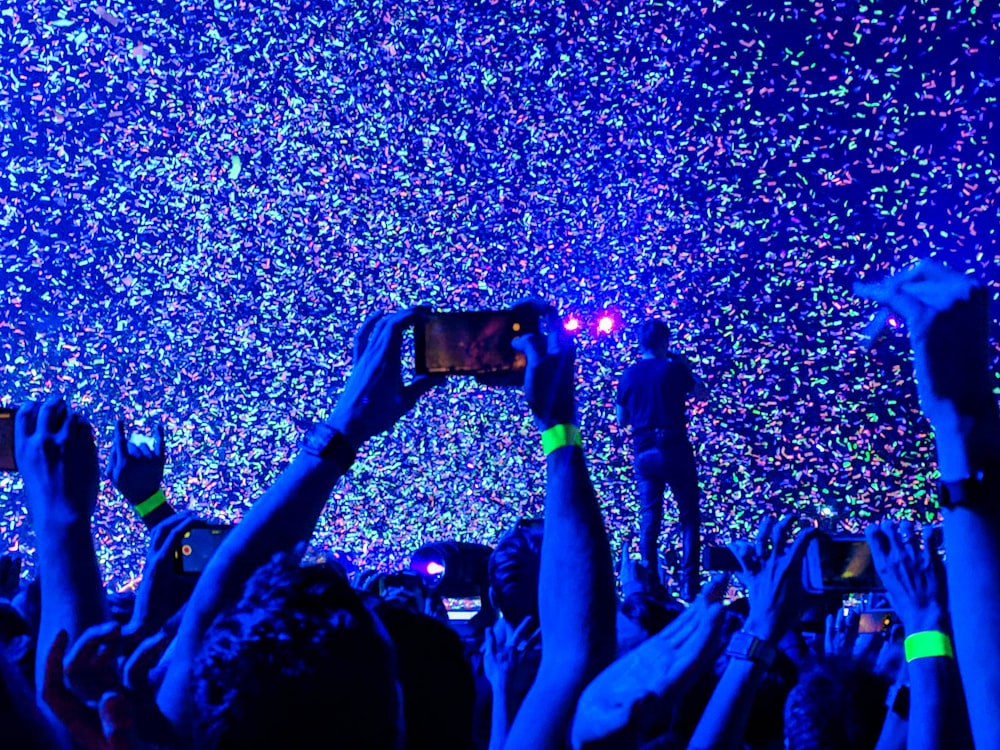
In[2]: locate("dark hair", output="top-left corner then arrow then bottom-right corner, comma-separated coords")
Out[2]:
375,603 -> 476,750
784,657 -> 889,750
488,521 -> 543,627
639,320 -> 671,352
193,555 -> 401,750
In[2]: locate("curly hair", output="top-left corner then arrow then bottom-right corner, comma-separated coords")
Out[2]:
192,555 -> 401,750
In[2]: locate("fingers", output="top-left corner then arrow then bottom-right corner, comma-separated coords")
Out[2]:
115,419 -> 129,460
728,540 -> 756,577
42,629 -> 72,706
64,621 -> 122,677
16,400 -> 40,439
40,395 -> 69,435
123,630 -> 172,692
148,511 -> 198,553
783,523 -> 818,567
754,515 -> 776,560
510,614 -> 536,644
865,522 -> 890,564
511,331 -> 545,364
354,311 -> 387,362
155,422 -> 166,458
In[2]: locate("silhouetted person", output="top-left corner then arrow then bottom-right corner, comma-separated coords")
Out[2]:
616,320 -> 705,599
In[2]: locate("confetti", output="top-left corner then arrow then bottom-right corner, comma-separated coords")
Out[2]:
0,0 -> 998,590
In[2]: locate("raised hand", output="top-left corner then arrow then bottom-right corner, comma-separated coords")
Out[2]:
16,397 -> 100,526
854,260 -> 994,430
125,512 -> 201,639
571,589 -> 725,747
63,620 -> 124,707
107,420 -> 166,505
730,515 -> 818,643
865,520 -> 948,634
824,606 -> 860,659
510,303 -> 576,430
328,309 -> 444,449
482,615 -> 541,692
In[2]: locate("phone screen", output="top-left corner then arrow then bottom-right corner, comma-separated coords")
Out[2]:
0,408 -> 16,472
805,536 -> 883,593
858,610 -> 896,634
443,597 -> 482,622
174,525 -> 233,574
415,310 -> 539,376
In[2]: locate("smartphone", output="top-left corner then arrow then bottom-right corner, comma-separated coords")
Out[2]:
803,535 -> 883,594
174,524 -> 233,575
414,309 -> 540,377
858,609 -> 897,634
0,408 -> 15,471
702,545 -> 741,572
443,596 -> 482,622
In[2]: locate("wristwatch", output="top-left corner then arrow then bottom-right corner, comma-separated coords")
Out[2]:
303,424 -> 357,473
939,468 -> 994,509
726,631 -> 777,669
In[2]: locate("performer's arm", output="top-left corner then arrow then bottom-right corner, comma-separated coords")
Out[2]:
616,404 -> 629,427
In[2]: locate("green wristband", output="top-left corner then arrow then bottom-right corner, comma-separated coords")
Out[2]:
134,489 -> 167,518
541,424 -> 582,456
904,630 -> 954,662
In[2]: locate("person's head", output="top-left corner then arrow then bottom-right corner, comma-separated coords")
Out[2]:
192,555 -> 401,750
638,320 -> 671,356
374,603 -> 476,750
784,657 -> 889,750
488,519 -> 543,627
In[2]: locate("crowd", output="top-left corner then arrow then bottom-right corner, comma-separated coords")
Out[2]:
0,260 -> 998,749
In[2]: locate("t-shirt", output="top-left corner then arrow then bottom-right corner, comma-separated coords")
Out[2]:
616,356 -> 695,451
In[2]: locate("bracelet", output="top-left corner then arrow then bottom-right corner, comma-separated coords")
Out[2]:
904,630 -> 954,662
134,489 -> 167,519
541,424 -> 582,456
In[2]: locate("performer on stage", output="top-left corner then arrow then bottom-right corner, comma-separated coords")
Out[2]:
616,319 -> 706,599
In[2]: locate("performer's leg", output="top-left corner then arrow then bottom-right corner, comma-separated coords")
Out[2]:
634,450 -> 667,581
668,447 -> 702,599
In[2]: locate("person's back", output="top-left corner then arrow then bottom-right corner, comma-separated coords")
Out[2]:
618,356 -> 694,450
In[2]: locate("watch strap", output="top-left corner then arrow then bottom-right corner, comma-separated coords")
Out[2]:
939,469 -> 993,509
304,424 -> 357,472
726,630 -> 777,669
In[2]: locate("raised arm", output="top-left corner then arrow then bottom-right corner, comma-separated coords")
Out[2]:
15,398 -> 107,703
156,309 -> 441,731
107,419 -> 173,528
866,520 -> 972,750
688,515 -> 815,750
503,308 -> 618,750
855,260 -> 1000,748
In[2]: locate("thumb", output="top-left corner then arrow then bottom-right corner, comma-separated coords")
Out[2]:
511,333 -> 544,363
